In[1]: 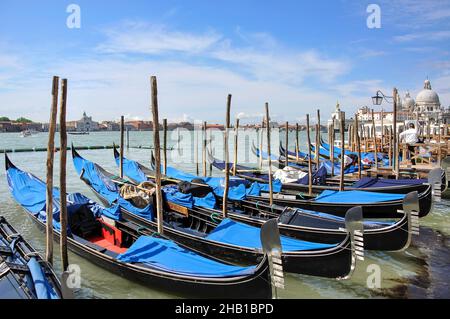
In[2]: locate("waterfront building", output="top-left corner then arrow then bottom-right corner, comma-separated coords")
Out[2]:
66,112 -> 99,132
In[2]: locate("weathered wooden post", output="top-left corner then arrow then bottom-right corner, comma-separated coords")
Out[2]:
208,126 -> 213,175
315,110 -> 320,168
372,110 -> 378,168
59,78 -> 69,271
295,123 -> 299,162
45,76 -> 58,265
232,118 -> 239,176
339,111 -> 345,191
355,113 -> 362,179
222,94 -> 232,218
306,115 -> 313,195
330,119 -> 335,176
438,120 -> 442,166
195,123 -> 199,175
285,121 -> 289,167
120,115 -> 124,178
393,88 -> 399,178
163,118 -> 168,175
381,109 -> 384,148
126,127 -> 129,149
265,103 -> 273,205
388,125 -> 392,167
259,120 -> 264,170
150,76 -> 164,234
203,121 -> 207,176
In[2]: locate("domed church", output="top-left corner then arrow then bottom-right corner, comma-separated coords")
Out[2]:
412,79 -> 442,122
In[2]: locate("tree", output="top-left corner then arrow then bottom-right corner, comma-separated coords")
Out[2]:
16,117 -> 33,123
0,116 -> 10,121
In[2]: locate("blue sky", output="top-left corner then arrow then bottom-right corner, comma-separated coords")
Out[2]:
0,0 -> 449,123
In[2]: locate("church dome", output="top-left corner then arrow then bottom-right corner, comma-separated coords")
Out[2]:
416,80 -> 440,107
402,91 -> 415,110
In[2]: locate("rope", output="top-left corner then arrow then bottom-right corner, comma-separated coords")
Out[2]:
210,212 -> 220,223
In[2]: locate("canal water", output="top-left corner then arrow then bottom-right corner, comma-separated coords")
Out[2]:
0,130 -> 448,298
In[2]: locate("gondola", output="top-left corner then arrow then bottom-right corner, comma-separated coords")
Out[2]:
253,142 -> 361,175
157,151 -> 433,218
5,154 -> 273,298
217,145 -> 437,196
72,146 -> 363,279
113,145 -> 420,251
0,215 -> 62,299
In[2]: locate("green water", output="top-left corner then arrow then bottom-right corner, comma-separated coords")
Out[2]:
0,130 -> 448,299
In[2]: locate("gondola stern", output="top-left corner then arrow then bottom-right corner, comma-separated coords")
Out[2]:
4,152 -> 17,171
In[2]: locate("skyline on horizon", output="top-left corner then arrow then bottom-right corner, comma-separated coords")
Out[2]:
1,0 -> 449,124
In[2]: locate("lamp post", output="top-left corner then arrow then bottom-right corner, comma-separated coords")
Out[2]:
371,89 -> 399,178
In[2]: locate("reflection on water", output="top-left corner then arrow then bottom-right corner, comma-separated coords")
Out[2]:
0,131 -> 448,299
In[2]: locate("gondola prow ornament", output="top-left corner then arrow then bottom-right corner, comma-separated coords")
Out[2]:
428,167 -> 443,202
260,218 -> 284,299
339,206 -> 364,280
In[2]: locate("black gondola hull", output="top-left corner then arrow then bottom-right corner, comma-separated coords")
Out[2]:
247,183 -> 432,219
27,213 -> 272,299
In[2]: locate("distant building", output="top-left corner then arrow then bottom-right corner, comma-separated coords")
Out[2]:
125,120 -> 152,131
100,121 -> 120,131
0,120 -> 43,132
0,121 -> 14,132
328,102 -> 354,130
66,112 -> 98,132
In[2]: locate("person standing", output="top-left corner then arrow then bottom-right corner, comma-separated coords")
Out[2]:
399,123 -> 418,165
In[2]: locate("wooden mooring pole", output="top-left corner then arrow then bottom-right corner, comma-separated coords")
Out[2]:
163,118 -> 168,175
372,109 -> 378,168
45,76 -> 58,265
306,115 -> 313,195
222,94 -> 232,218
355,113 -> 362,179
59,78 -> 69,271
339,111 -> 345,191
295,123 -> 299,162
120,116 -> 124,178
150,76 -> 164,234
285,121 -> 289,167
232,118 -> 239,176
265,103 -> 273,205
203,121 -> 207,176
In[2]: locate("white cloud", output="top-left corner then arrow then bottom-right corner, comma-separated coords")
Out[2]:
394,30 -> 450,42
95,22 -> 349,85
97,21 -> 221,55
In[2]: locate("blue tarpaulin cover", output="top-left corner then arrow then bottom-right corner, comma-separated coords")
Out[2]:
27,257 -> 59,299
205,218 -> 336,251
321,160 -> 358,175
116,235 -> 256,277
314,190 -> 405,203
352,177 -> 427,188
6,163 -> 122,225
163,164 -> 282,198
73,154 -> 153,220
6,167 -> 60,214
115,154 -> 218,208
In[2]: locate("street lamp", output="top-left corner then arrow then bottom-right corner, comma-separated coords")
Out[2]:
372,90 -> 393,105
